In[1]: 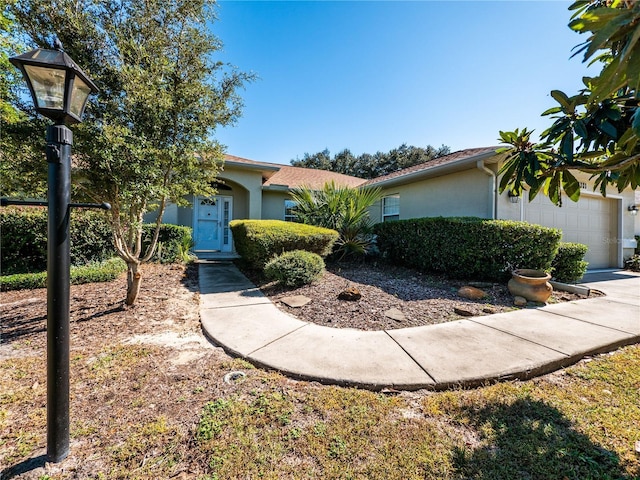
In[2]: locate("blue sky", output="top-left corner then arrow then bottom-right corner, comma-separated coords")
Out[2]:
212,1 -> 595,165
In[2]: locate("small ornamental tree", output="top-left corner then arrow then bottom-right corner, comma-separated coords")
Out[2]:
499,1 -> 640,204
6,0 -> 254,304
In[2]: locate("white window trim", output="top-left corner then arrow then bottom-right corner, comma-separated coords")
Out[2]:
382,194 -> 400,222
284,199 -> 297,222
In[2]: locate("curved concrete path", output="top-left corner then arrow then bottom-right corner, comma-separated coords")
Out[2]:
199,263 -> 640,391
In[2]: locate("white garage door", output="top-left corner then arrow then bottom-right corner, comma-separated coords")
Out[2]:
523,194 -> 617,269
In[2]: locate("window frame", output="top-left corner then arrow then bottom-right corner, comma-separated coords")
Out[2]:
284,199 -> 298,222
382,194 -> 400,222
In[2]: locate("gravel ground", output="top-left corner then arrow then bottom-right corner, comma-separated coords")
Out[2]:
246,261 -> 595,331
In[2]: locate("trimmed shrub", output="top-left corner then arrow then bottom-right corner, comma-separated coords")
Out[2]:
373,217 -> 561,282
551,242 -> 589,283
635,235 -> 640,255
230,220 -> 338,269
625,254 -> 640,272
142,224 -> 194,264
264,250 -> 325,287
0,257 -> 126,291
1,207 -> 114,274
0,207 -> 192,274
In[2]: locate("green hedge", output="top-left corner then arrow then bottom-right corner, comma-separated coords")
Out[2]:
229,219 -> 338,269
142,224 -> 193,264
265,250 -> 325,287
1,207 -> 114,275
551,242 -> 589,283
0,207 -> 193,274
0,257 -> 127,291
373,217 -> 562,282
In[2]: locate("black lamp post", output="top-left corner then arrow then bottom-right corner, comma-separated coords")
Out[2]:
9,42 -> 98,463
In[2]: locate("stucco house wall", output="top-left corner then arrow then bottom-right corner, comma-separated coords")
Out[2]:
370,169 -> 493,223
261,189 -> 292,221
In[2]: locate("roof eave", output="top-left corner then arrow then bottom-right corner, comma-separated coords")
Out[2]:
262,184 -> 290,192
366,150 -> 502,189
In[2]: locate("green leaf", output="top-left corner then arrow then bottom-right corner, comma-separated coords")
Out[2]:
561,170 -> 581,202
581,9 -> 633,61
550,90 -> 571,110
632,110 -> 640,137
598,121 -> 617,138
590,56 -> 626,104
541,106 -> 563,116
548,172 -> 562,206
619,16 -> 640,62
561,133 -> 574,161
626,43 -> 640,93
574,119 -> 588,139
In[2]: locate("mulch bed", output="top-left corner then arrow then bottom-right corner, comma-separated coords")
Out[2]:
242,261 -> 598,331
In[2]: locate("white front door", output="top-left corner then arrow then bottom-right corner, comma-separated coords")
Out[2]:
194,196 -> 233,252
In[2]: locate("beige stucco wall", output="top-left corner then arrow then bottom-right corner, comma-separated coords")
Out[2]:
262,190 -> 292,220
370,169 -> 493,224
218,165 -> 264,219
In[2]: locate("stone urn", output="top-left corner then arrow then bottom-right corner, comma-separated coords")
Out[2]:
507,269 -> 553,303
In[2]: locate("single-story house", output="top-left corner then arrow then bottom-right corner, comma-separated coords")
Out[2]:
156,148 -> 638,269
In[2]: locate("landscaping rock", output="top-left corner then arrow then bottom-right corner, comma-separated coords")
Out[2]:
338,286 -> 361,301
280,295 -> 312,308
514,296 -> 528,307
482,306 -> 497,314
468,281 -> 494,289
454,307 -> 475,317
384,308 -> 406,322
458,286 -> 487,301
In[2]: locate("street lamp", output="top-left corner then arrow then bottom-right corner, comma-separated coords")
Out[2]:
9,41 -> 98,463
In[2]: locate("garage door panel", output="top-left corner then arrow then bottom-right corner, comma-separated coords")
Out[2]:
524,194 -> 617,269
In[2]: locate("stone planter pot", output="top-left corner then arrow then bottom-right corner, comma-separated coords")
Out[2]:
507,269 -> 553,303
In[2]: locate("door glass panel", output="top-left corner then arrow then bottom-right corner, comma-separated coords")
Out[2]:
223,200 -> 230,245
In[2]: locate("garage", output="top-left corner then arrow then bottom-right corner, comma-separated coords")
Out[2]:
523,193 -> 619,269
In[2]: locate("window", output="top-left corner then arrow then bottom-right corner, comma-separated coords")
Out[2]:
284,199 -> 298,222
382,195 -> 400,222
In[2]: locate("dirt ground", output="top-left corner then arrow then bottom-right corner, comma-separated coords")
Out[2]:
1,264 -> 233,478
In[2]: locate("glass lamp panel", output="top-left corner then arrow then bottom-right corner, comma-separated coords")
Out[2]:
23,65 -> 66,110
69,76 -> 92,118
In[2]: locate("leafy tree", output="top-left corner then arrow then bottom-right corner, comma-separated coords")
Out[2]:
499,0 -> 640,205
289,181 -> 382,259
5,0 -> 253,304
0,1 -> 49,198
290,148 -> 333,171
290,143 -> 450,179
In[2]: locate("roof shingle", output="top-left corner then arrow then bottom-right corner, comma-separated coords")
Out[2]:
364,147 -> 501,186
223,154 -> 366,189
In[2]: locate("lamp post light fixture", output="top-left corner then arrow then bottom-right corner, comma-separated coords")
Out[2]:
9,41 -> 98,463
508,190 -> 521,204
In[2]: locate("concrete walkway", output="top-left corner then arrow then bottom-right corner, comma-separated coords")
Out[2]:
199,263 -> 640,390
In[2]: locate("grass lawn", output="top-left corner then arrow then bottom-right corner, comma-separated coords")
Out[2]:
1,264 -> 638,479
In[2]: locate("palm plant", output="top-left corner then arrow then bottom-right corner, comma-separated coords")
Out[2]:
289,181 -> 382,259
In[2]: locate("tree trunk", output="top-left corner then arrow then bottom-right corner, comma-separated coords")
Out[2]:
126,261 -> 142,306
